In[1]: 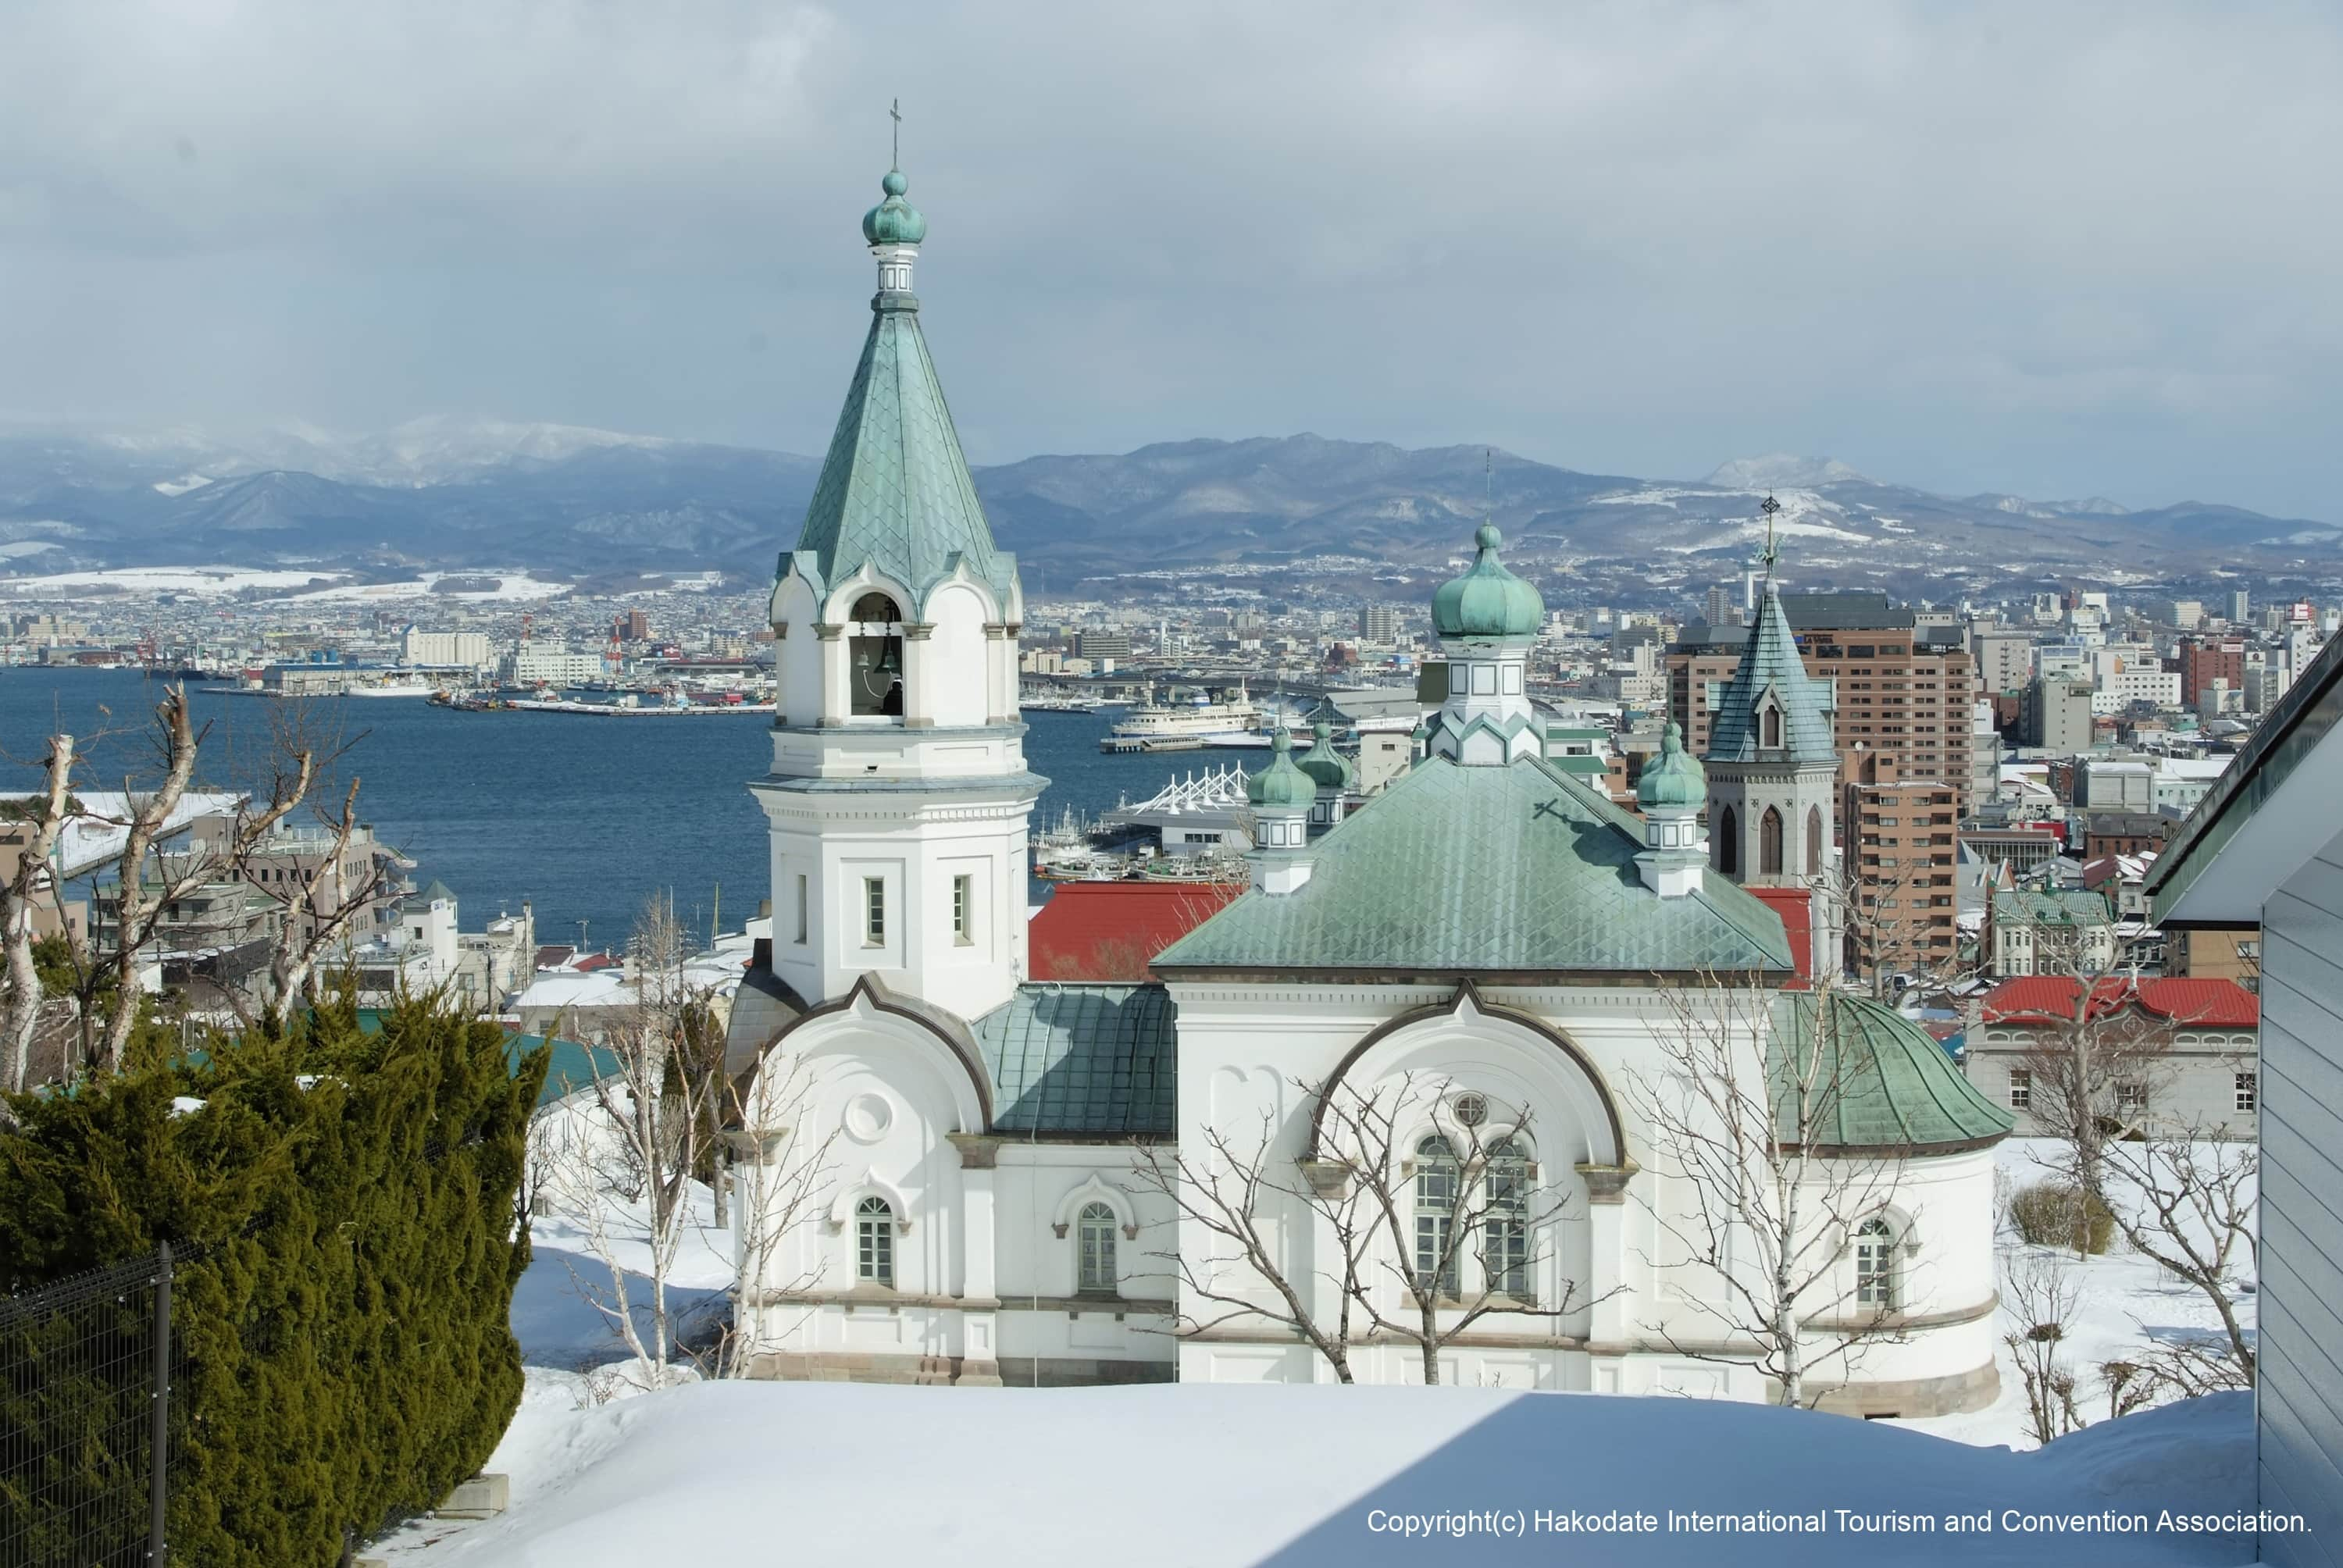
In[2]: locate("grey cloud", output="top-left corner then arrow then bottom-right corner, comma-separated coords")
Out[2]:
0,0 -> 2338,518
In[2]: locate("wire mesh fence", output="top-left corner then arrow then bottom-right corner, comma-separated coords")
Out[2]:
0,1245 -> 182,1568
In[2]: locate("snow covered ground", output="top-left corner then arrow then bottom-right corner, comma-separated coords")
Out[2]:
369,1132 -> 2263,1566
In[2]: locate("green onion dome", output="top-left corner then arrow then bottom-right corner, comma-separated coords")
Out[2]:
1430,522 -> 1544,640
862,168 -> 928,246
1246,729 -> 1318,811
1636,721 -> 1706,810
1295,719 -> 1358,790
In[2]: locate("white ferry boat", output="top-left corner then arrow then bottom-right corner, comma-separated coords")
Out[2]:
1100,681 -> 1264,750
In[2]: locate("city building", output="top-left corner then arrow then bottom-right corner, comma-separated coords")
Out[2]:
1969,625 -> 2034,696
1074,630 -> 1133,660
720,167 -> 2008,1409
504,645 -> 607,686
1358,604 -> 1400,643
2021,677 -> 2093,752
1984,889 -> 2114,978
1841,751 -> 1960,979
401,627 -> 492,668
2179,636 -> 2247,708
1963,977 -> 2259,1139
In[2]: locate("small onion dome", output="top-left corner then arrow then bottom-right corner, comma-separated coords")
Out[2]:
1431,522 -> 1544,639
1246,729 -> 1318,811
1636,720 -> 1706,810
1296,719 -> 1358,789
862,168 -> 928,246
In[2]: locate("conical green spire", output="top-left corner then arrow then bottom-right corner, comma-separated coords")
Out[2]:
786,167 -> 1016,609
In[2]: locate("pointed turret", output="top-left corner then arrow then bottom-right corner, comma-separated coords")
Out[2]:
754,149 -> 1043,1023
774,162 -> 1018,622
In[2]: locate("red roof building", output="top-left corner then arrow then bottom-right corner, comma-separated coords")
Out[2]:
1028,881 -> 1246,982
1980,975 -> 2259,1029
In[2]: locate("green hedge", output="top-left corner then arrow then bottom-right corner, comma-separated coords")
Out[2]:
0,996 -> 547,1565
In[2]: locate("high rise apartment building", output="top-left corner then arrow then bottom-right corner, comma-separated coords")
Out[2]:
2180,636 -> 2247,707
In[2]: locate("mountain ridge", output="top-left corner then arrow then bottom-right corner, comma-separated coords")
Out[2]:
0,423 -> 2333,597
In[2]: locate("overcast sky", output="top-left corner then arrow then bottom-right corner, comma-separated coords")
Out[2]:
2,2 -> 2339,517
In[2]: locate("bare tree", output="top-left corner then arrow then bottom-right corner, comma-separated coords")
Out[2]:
2002,1246 -> 2086,1448
702,1050 -> 840,1381
1630,971 -> 1910,1408
1323,1072 -> 1595,1385
2099,1127 -> 2258,1389
2,734 -> 77,1105
1132,1070 -> 1596,1386
80,688 -> 203,1074
1132,1108 -> 1372,1384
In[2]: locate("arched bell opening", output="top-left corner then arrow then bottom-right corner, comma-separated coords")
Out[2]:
848,593 -> 906,718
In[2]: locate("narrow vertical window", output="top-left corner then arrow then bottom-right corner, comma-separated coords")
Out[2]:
2007,1067 -> 2031,1110
794,873 -> 808,945
1077,1202 -> 1118,1293
1716,806 -> 1739,875
1414,1137 -> 1459,1296
864,878 -> 886,947
953,874 -> 973,946
855,1196 -> 895,1285
1762,706 -> 1782,749
1760,807 -> 1784,875
2234,1071 -> 2256,1114
1855,1217 -> 1898,1311
1483,1138 -> 1531,1300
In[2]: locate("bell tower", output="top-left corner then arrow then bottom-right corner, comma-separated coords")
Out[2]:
756,159 -> 1042,1022
1703,499 -> 1841,975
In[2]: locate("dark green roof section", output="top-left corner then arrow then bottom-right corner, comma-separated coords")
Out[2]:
789,294 -> 1016,607
2150,624 -> 2343,924
1769,991 -> 2013,1153
355,1009 -> 612,1110
974,984 -> 1176,1136
1991,889 -> 2111,927
1154,754 -> 1795,975
1706,583 -> 1838,766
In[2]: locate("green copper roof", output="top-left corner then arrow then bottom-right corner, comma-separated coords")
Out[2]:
1706,582 -> 1837,765
862,167 -> 928,245
1991,889 -> 2112,928
1431,523 -> 1544,640
1637,721 -> 1706,809
1247,729 -> 1318,810
1296,720 -> 1358,790
974,983 -> 1175,1135
786,188 -> 1016,610
1768,991 -> 2013,1152
1156,754 -> 1795,975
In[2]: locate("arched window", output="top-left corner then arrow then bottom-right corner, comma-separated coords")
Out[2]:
1482,1138 -> 1532,1300
1855,1217 -> 1897,1312
1414,1136 -> 1460,1297
1076,1202 -> 1118,1294
1759,807 -> 1784,875
855,1196 -> 896,1287
1716,806 -> 1739,876
1762,705 -> 1782,749
848,594 -> 905,718
1806,806 -> 1824,878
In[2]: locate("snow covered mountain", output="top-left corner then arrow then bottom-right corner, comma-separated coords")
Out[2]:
0,425 -> 2333,595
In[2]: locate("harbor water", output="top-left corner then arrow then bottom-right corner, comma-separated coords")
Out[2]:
0,669 -> 1235,954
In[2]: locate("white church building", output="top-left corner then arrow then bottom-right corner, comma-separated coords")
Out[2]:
722,163 -> 2010,1413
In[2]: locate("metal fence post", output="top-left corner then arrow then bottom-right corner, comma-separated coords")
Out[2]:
149,1240 -> 173,1564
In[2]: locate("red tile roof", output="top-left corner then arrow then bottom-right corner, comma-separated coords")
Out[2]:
1029,880 -> 1245,982
1981,976 -> 2258,1028
1746,886 -> 1814,982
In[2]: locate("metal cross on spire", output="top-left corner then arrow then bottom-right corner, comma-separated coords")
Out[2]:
890,98 -> 902,169
1485,449 -> 1493,515
1758,492 -> 1783,578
